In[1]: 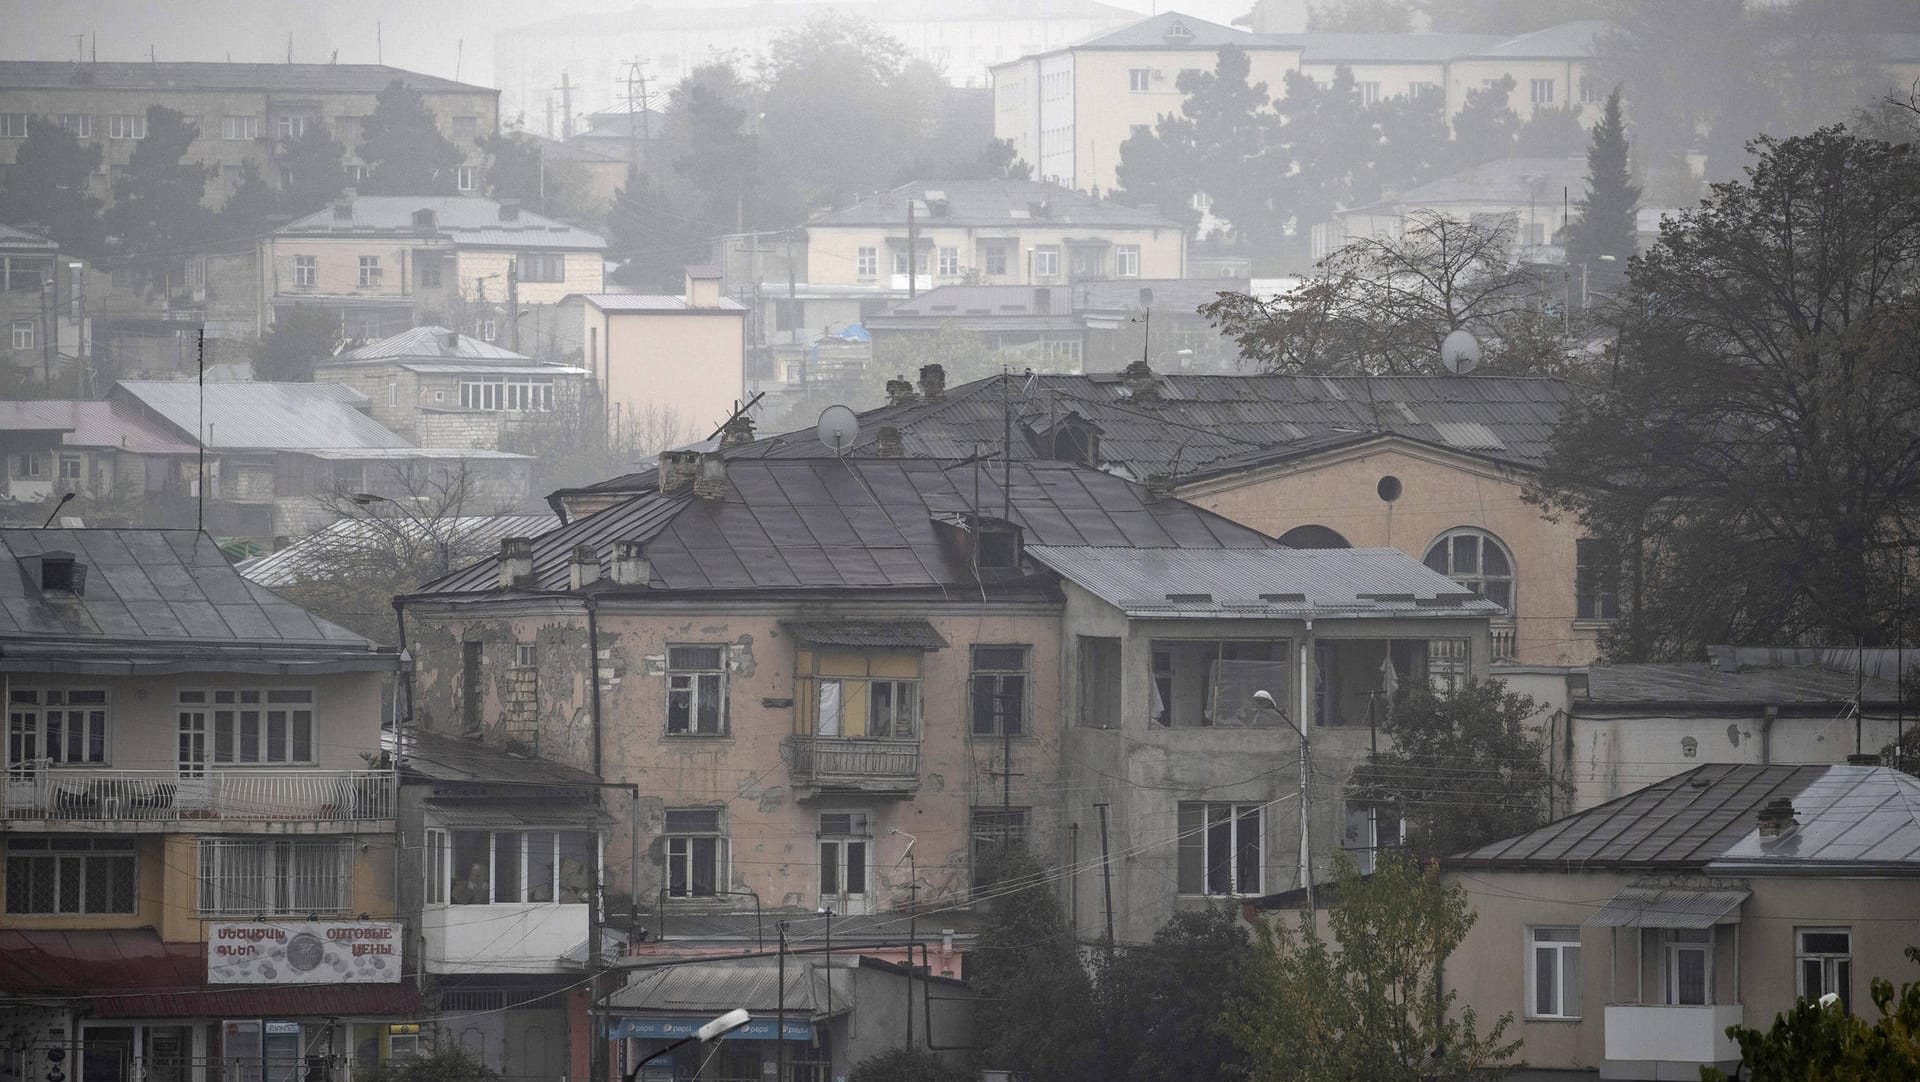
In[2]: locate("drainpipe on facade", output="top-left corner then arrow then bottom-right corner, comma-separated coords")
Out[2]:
586,594 -> 604,778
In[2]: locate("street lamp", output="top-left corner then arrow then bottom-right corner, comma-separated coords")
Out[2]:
1253,689 -> 1313,919
620,1008 -> 752,1082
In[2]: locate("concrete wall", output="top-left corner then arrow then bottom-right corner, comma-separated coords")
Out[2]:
592,306 -> 747,448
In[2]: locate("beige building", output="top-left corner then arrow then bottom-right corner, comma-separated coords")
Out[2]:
262,194 -> 605,344
1323,155 -> 1590,260
562,271 -> 748,450
0,61 -> 497,209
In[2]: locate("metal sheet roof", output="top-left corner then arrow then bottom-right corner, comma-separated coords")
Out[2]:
0,222 -> 57,249
782,619 -> 949,649
1581,663 -> 1903,707
810,179 -> 1183,231
114,380 -> 409,451
398,728 -> 605,788
605,960 -> 844,1018
1027,545 -> 1502,619
0,60 -> 488,93
578,294 -> 749,313
336,325 -> 531,363
277,197 -> 605,250
1585,886 -> 1749,929
240,515 -> 556,588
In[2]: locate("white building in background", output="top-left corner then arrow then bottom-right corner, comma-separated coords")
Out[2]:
493,0 -> 1138,132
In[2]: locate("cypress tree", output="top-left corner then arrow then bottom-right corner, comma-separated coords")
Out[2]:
1566,86 -> 1641,285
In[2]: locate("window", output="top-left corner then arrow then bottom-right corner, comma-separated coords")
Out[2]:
818,811 -> 869,904
970,645 -> 1029,737
222,115 -> 259,140
1410,81 -> 1441,101
293,255 -> 317,288
937,246 -> 959,276
1177,803 -> 1262,896
459,377 -> 554,412
1664,928 -> 1711,1005
480,319 -> 497,342
1357,81 -> 1381,105
1151,640 -> 1289,728
58,454 -> 81,482
1423,529 -> 1515,613
357,256 -> 381,288
1078,636 -> 1121,728
336,116 -> 364,144
451,116 -> 479,141
1578,75 -> 1602,104
198,837 -> 349,915
0,114 -> 28,139
796,650 -> 921,739
445,829 -> 595,905
12,453 -> 46,480
1115,244 -> 1140,277
1798,928 -> 1852,1012
664,809 -> 725,898
11,321 -> 34,350
56,114 -> 94,138
970,806 -> 1029,896
346,163 -> 367,184
415,252 -> 442,289
985,245 -> 1009,277
1529,78 -> 1555,105
666,645 -> 728,736
514,642 -> 537,669
1341,803 -> 1402,873
1528,927 -> 1581,1018
1575,538 -> 1621,621
274,114 -> 309,140
856,247 -> 878,278
892,250 -> 927,276
176,691 -> 208,776
1128,68 -> 1151,92
6,837 -> 136,915
109,114 -> 146,140
177,689 -> 315,765
1032,245 -> 1060,278
518,252 -> 565,283
456,166 -> 476,192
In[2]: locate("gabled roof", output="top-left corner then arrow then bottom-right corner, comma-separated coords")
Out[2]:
0,61 -> 490,95
0,222 -> 58,250
113,380 -> 410,451
1273,31 -> 1503,64
575,293 -> 749,314
1462,20 -> 1609,59
1357,156 -> 1589,212
414,458 -> 1274,597
336,326 -> 531,363
1453,764 -> 1920,872
275,197 -> 606,251
1071,11 -> 1270,50
0,528 -> 387,672
809,180 -> 1183,232
1580,663 -> 1904,711
239,514 -> 558,588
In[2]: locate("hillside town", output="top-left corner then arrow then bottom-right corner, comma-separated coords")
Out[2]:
2,1 -> 1920,1080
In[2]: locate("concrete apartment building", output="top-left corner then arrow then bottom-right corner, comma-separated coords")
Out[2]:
0,62 -> 497,208
0,528 -> 407,1082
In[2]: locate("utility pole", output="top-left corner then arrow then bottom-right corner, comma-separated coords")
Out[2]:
587,834 -> 606,1082
906,199 -> 918,299
555,71 -> 575,140
40,275 -> 54,392
620,61 -> 650,169
507,259 -> 520,352
776,921 -> 790,1082
1095,803 -> 1115,958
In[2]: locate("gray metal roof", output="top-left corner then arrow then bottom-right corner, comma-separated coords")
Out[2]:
1454,764 -> 1920,872
0,529 -> 385,671
400,728 -> 604,789
810,180 -> 1184,231
605,960 -> 844,1018
276,197 -> 606,251
782,619 -> 949,649
1270,31 -> 1503,63
1071,11 -> 1269,50
578,293 -> 748,313
1376,156 -> 1591,211
113,381 -> 410,451
1581,663 -> 1904,709
1463,20 -> 1608,58
0,61 -> 492,95
336,326 -> 531,364
0,223 -> 57,250
1584,886 -> 1749,929
1027,545 -> 1502,619
240,515 -> 557,588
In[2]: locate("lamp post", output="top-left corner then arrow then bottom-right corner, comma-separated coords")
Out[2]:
620,1009 -> 752,1082
1253,689 -> 1312,919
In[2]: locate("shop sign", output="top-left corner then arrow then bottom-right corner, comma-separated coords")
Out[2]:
610,1017 -> 811,1041
207,921 -> 402,984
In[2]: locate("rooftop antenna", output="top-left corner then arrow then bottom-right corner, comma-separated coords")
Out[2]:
196,328 -> 206,533
816,404 -> 859,457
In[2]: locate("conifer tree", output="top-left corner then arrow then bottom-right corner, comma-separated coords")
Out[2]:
217,159 -> 280,241
0,117 -> 105,260
281,122 -> 350,216
1566,86 -> 1641,284
359,80 -> 463,196
104,106 -> 211,260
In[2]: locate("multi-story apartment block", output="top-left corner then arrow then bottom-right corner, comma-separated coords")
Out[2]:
0,224 -> 86,391
0,528 -> 406,1082
0,62 -> 497,209
262,195 -> 605,344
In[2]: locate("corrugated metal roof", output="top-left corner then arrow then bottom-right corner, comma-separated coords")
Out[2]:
0,401 -> 79,432
810,179 -> 1182,231
398,728 -> 604,787
337,325 -> 530,363
114,380 -> 409,450
782,619 -> 949,649
1585,886 -> 1749,928
0,222 -> 57,249
0,60 -> 488,93
1026,545 -> 1501,619
1464,19 -> 1607,58
579,293 -> 749,313
1582,663 -> 1903,707
606,960 -> 843,1017
240,514 -> 556,588
277,197 -> 606,250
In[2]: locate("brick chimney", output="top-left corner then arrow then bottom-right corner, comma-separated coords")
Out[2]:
875,425 -> 904,458
659,450 -> 699,496
692,455 -> 729,501
718,412 -> 756,450
886,377 -> 919,407
918,363 -> 946,403
568,543 -> 601,591
496,537 -> 535,589
1144,474 -> 1175,502
1122,359 -> 1158,400
610,540 -> 651,586
1757,797 -> 1798,838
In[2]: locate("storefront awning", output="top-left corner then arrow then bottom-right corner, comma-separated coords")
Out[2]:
781,620 -> 947,650
603,958 -> 848,1038
611,1017 -> 811,1042
94,981 -> 421,1019
1584,886 -> 1749,929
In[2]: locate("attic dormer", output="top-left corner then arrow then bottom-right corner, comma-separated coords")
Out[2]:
931,513 -> 1025,575
1025,411 -> 1101,466
26,550 -> 86,597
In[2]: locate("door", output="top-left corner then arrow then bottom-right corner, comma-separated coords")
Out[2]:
1665,929 -> 1711,1005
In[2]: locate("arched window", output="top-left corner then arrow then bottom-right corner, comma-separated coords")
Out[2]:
1277,524 -> 1352,549
1423,528 -> 1515,613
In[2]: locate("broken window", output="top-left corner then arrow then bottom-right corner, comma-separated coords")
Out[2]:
666,645 -> 728,735
1078,636 -> 1121,728
970,645 -> 1029,737
1149,640 -> 1289,728
1177,803 -> 1262,896
1313,639 -> 1432,727
818,811 -> 869,905
796,650 -> 921,739
1342,803 -> 1404,874
1576,538 -> 1622,621
665,809 -> 726,898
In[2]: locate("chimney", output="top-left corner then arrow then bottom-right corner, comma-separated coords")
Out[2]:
685,265 -> 722,307
659,450 -> 699,496
1145,473 -> 1175,502
718,412 -> 756,450
498,200 -> 521,222
496,537 -> 535,589
1122,359 -> 1158,400
610,540 -> 651,587
1757,797 -> 1798,838
885,377 -> 919,407
568,543 -> 601,591
875,425 -> 904,458
443,330 -> 460,350
918,363 -> 946,403
692,455 -> 729,501
331,194 -> 354,221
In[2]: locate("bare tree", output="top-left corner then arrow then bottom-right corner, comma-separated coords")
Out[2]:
504,394 -> 694,495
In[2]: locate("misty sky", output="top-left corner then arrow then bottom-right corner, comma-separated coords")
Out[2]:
7,0 -> 1245,87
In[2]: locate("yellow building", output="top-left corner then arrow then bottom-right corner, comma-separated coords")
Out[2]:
563,270 -> 749,451
0,528 -> 406,1082
0,62 -> 497,209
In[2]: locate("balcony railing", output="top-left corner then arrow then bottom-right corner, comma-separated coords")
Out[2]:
1492,619 -> 1518,661
3,763 -> 394,822
785,737 -> 920,793
1603,1003 -> 1742,1066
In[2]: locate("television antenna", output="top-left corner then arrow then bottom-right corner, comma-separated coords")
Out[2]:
1440,329 -> 1482,375
815,404 -> 860,456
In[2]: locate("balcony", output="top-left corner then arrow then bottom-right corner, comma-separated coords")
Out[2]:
423,902 -> 587,974
784,736 -> 920,798
1603,1004 -> 1742,1068
3,763 -> 394,827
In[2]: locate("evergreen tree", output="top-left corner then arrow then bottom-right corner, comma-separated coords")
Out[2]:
969,844 -> 1094,1082
1274,67 -> 1376,236
359,80 -> 463,195
1451,74 -> 1521,168
1182,46 -> 1283,246
217,159 -> 280,242
280,122 -> 350,217
1514,104 -> 1587,157
1565,86 -> 1641,283
104,106 -> 212,260
0,117 -> 105,260
253,304 -> 341,382
605,166 -> 703,291
1113,111 -> 1202,232
479,130 -> 545,211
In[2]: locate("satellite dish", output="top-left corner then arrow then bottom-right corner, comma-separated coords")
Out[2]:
816,404 -> 860,456
1440,329 -> 1482,375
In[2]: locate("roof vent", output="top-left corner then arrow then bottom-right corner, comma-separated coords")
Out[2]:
1757,797 -> 1798,839
38,551 -> 85,596
885,377 -> 919,408
875,425 -> 904,458
498,200 -> 521,222
718,412 -> 756,450
331,197 -> 354,221
443,331 -> 460,350
412,208 -> 437,230
1166,592 -> 1212,604
1144,473 -> 1174,502
659,450 -> 699,497
568,543 -> 602,590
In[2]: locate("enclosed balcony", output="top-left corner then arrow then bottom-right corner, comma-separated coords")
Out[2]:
784,737 -> 920,798
3,762 -> 394,828
1604,1004 -> 1742,1067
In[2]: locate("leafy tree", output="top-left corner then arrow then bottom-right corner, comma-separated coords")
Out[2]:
0,116 -> 105,260
1274,67 -> 1376,236
605,166 -> 706,292
1533,127 -> 1920,659
1202,211 -> 1573,375
357,1042 -> 498,1082
1451,75 -> 1521,169
968,843 -> 1095,1082
1370,91 -> 1454,198
217,159 -> 279,242
964,137 -> 1032,181
360,80 -> 463,196
1703,947 -> 1920,1081
1089,907 -> 1253,1082
846,1048 -> 970,1082
104,106 -> 212,259
1348,680 -> 1562,858
1227,854 -> 1520,1082
1307,0 -> 1415,32
478,130 -> 544,210
1564,86 -> 1640,289
280,121 -> 350,216
1513,105 -> 1586,157
669,65 -> 761,231
253,304 -> 342,382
